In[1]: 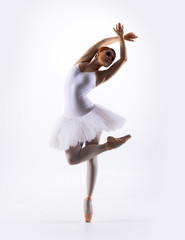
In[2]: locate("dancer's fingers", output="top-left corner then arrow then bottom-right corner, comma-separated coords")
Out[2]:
113,27 -> 117,33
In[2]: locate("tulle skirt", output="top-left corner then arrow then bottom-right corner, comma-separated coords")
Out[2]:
49,103 -> 126,151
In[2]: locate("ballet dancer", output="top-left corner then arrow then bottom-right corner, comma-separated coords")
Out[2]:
49,22 -> 138,222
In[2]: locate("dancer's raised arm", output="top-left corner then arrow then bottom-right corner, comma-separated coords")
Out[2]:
74,37 -> 119,65
96,23 -> 128,84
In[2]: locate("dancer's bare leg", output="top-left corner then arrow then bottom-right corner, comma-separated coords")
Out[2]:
65,133 -> 131,222
83,133 -> 100,219
65,137 -> 105,165
85,133 -> 101,198
65,134 -> 130,165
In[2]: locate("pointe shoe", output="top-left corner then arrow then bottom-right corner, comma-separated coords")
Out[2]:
104,135 -> 131,150
84,196 -> 93,222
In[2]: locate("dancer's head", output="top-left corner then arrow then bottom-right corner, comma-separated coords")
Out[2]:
94,47 -> 116,67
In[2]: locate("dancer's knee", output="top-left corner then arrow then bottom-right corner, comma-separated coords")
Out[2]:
65,143 -> 82,165
65,151 -> 78,165
66,155 -> 75,165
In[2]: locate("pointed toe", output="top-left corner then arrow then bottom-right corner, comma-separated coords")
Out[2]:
84,196 -> 93,222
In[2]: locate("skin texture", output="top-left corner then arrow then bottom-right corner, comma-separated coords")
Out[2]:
65,23 -> 137,213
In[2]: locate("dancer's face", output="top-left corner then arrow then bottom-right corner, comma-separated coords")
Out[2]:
97,50 -> 116,67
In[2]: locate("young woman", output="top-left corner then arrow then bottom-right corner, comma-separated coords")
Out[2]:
49,22 -> 138,222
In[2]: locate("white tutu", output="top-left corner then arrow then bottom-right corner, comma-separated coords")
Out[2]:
49,103 -> 126,151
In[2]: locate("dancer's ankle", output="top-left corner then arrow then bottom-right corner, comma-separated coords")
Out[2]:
86,195 -> 92,200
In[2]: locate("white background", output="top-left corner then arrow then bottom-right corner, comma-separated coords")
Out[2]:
0,0 -> 184,239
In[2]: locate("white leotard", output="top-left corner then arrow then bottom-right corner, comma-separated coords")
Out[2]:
49,63 -> 126,150
64,64 -> 96,118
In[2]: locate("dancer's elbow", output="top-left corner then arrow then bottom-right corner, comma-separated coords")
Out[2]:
119,57 -> 128,64
123,57 -> 128,62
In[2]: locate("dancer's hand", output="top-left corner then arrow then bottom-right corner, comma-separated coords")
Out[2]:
124,32 -> 138,42
113,22 -> 124,38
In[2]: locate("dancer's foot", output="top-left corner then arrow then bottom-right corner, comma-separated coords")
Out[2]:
104,135 -> 131,150
84,196 -> 93,222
